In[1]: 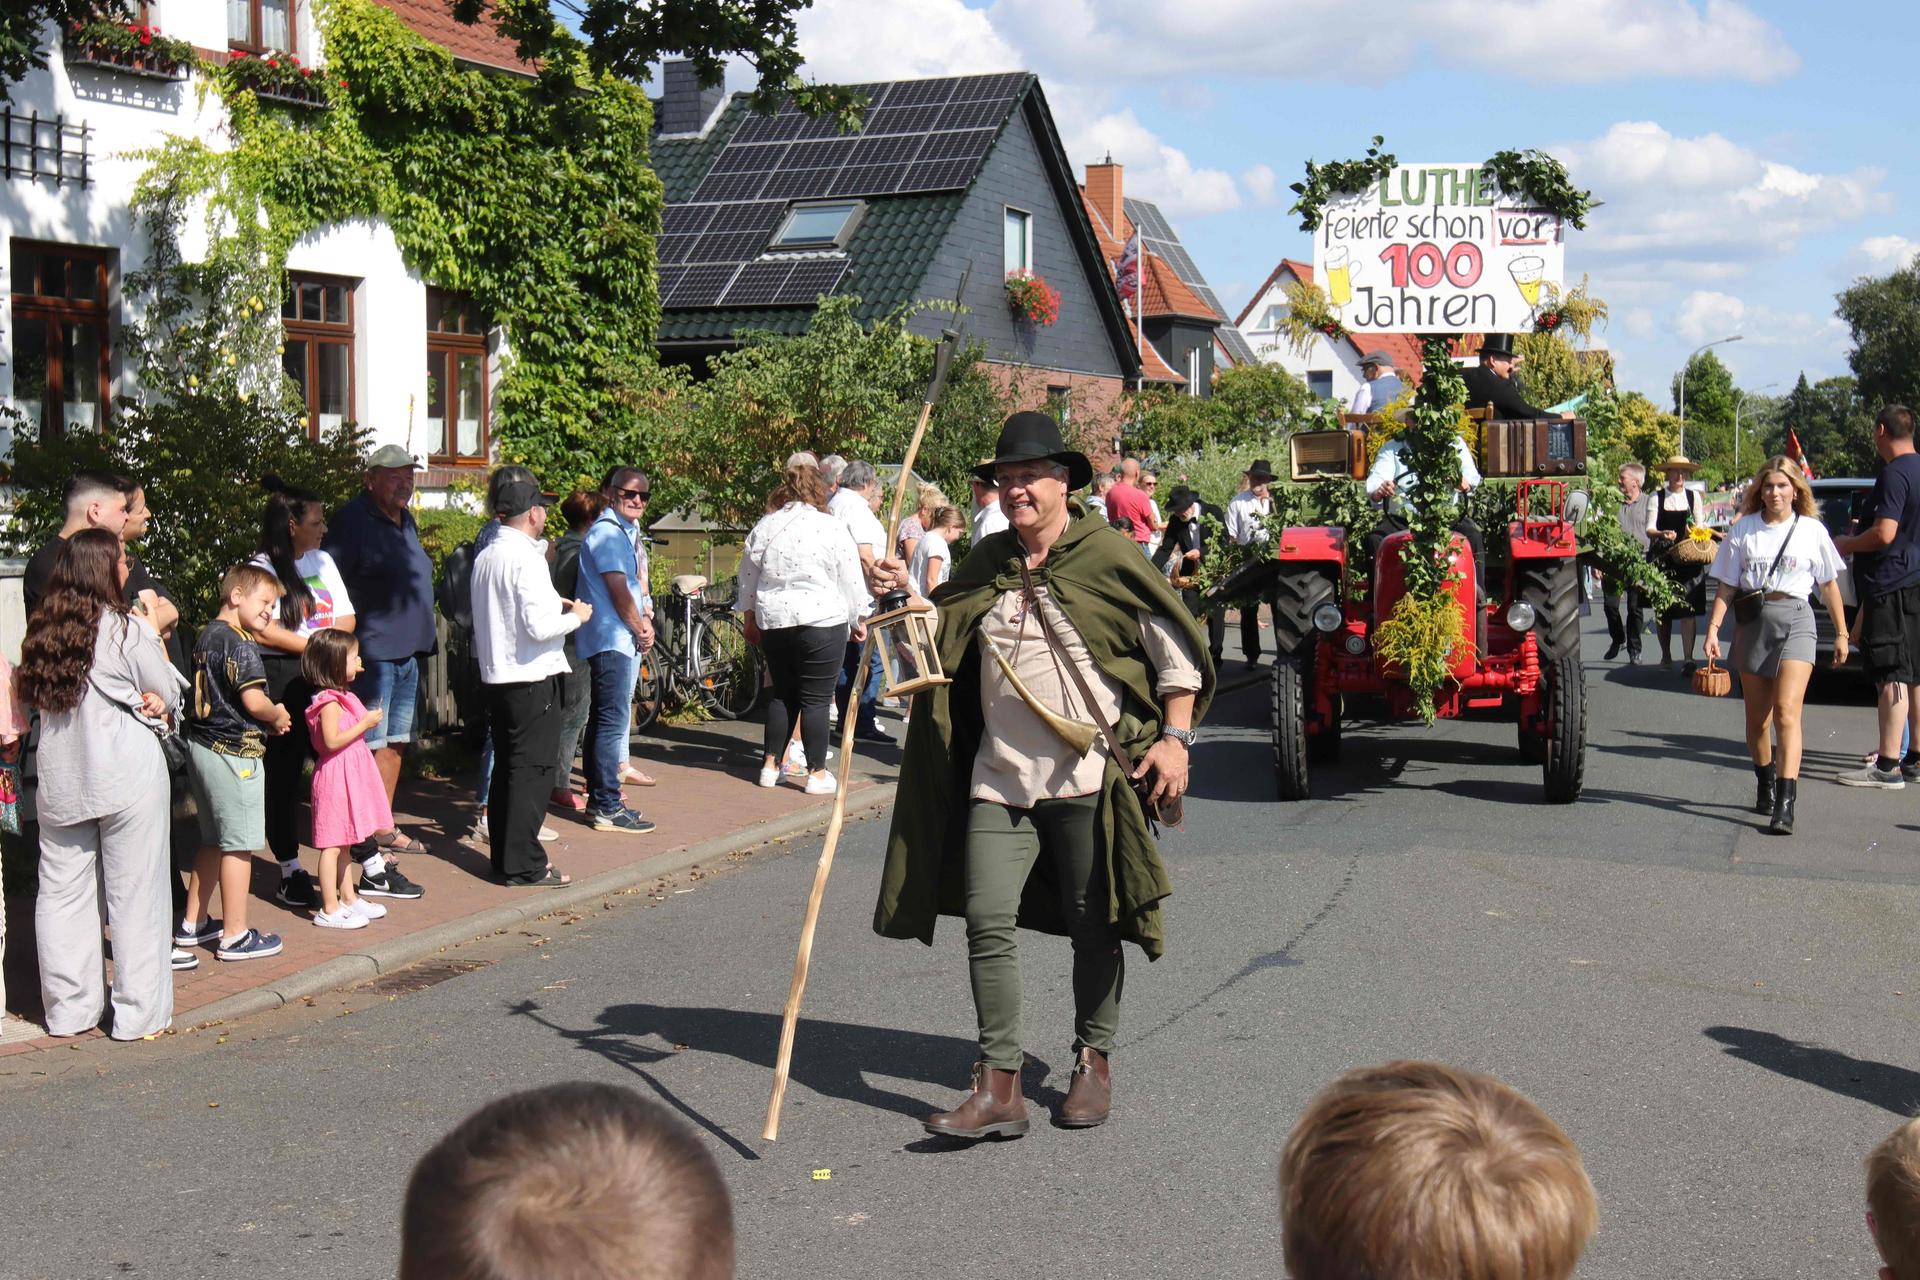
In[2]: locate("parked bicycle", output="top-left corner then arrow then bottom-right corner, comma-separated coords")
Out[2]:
632,572 -> 765,732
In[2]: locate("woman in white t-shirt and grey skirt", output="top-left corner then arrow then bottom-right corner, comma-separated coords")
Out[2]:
1705,456 -> 1849,836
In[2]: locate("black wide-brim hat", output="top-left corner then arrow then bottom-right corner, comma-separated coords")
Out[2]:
1245,458 -> 1276,483
972,411 -> 1094,490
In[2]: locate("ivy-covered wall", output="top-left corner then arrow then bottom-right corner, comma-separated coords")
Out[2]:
137,0 -> 666,492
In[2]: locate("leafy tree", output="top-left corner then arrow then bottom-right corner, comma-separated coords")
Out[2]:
450,0 -> 863,123
1,0 -> 121,91
1776,372 -> 1876,478
667,296 -> 1007,529
1124,362 -> 1311,457
1670,349 -> 1737,483
1837,263 -> 1920,413
1585,389 -> 1678,470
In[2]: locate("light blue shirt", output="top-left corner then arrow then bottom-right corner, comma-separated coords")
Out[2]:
1365,436 -> 1481,515
575,507 -> 648,659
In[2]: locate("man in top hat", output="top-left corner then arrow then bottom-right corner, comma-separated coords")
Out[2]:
1350,349 -> 1405,416
1154,484 -> 1227,667
1461,333 -> 1573,421
1226,460 -> 1277,665
867,411 -> 1215,1140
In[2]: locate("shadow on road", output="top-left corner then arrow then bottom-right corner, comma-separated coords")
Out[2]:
1704,1025 -> 1920,1115
508,998 -> 1053,1158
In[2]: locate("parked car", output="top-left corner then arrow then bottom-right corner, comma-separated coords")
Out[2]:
1808,476 -> 1874,668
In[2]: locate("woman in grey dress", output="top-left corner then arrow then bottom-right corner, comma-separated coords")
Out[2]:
16,529 -> 187,1039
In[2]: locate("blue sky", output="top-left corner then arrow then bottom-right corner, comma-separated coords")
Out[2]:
702,0 -> 1918,401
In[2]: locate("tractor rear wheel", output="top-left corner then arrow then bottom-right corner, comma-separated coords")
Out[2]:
1273,653 -> 1310,800
1541,653 -> 1586,803
1517,558 -> 1582,662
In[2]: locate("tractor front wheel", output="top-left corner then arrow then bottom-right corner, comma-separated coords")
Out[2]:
1273,653 -> 1311,800
1541,654 -> 1586,803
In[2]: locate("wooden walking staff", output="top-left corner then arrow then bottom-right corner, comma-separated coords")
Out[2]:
764,264 -> 973,1141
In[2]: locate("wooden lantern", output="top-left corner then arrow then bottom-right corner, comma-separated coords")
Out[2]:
867,593 -> 950,697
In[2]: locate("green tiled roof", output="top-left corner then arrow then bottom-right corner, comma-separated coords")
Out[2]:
656,189 -> 965,343
650,97 -> 752,202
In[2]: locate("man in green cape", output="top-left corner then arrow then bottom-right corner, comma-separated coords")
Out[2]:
869,412 -> 1215,1140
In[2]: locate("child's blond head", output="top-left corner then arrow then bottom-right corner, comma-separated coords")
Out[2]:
1279,1060 -> 1597,1280
400,1082 -> 734,1280
1868,1117 -> 1920,1279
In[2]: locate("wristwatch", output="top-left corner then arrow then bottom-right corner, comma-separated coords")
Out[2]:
1161,726 -> 1197,747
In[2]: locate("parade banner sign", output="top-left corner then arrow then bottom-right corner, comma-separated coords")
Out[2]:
1312,163 -> 1565,334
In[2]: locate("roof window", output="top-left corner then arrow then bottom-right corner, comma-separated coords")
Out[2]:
769,201 -> 864,250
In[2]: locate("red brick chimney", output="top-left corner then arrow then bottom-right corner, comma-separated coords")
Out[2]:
1084,156 -> 1123,235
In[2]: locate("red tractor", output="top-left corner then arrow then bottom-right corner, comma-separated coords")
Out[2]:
1238,430 -> 1588,804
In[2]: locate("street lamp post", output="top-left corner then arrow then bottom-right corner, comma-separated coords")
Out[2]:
1734,382 -> 1780,476
1679,334 -> 1743,457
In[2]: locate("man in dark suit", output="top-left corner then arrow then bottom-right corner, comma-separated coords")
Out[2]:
1461,332 -> 1575,421
1154,485 -> 1227,666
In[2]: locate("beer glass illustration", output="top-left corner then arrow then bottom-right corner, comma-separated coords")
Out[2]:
1508,255 -> 1546,310
1326,246 -> 1354,308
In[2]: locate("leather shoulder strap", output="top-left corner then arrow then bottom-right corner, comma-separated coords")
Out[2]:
1018,557 -> 1136,772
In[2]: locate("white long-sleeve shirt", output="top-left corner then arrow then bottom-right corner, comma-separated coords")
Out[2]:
1225,490 -> 1272,546
472,524 -> 581,683
736,503 -> 868,631
1365,436 -> 1481,511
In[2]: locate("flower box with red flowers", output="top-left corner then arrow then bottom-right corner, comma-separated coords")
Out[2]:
1005,271 -> 1061,326
64,19 -> 195,81
223,50 -> 335,108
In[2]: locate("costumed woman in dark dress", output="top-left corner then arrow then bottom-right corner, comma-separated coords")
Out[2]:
1648,454 -> 1710,673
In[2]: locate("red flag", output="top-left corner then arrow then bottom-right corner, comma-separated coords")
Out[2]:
1787,428 -> 1816,480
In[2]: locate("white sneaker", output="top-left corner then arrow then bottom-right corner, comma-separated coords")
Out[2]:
348,898 -> 387,920
314,907 -> 368,930
783,742 -> 830,775
758,765 -> 781,788
475,814 -> 490,840
539,824 -> 557,841
803,772 -> 837,796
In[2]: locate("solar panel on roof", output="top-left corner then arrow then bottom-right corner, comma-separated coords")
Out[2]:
784,138 -> 858,169
850,134 -> 923,166
885,78 -> 950,108
712,143 -> 788,174
760,168 -> 838,200
656,234 -> 698,265
896,158 -> 978,192
720,259 -> 795,306
658,265 -> 687,299
668,263 -> 741,308
661,205 -> 713,235
830,164 -> 908,197
773,259 -> 850,304
689,230 -> 770,263
692,171 -> 769,203
916,128 -> 994,162
934,98 -> 1008,131
704,201 -> 785,234
863,105 -> 944,136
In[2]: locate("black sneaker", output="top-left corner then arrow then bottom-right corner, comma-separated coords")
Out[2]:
275,869 -> 317,909
359,865 -> 425,899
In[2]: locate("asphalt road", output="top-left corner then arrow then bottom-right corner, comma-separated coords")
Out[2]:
3,614 -> 1917,1280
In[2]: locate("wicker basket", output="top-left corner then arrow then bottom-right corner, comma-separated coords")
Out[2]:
1668,534 -> 1717,566
1692,658 -> 1733,697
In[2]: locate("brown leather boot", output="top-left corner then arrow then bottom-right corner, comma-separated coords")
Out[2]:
1057,1047 -> 1111,1128
923,1063 -> 1029,1140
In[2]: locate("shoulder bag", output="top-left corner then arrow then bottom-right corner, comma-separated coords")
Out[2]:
1731,515 -> 1797,627
1017,559 -> 1182,827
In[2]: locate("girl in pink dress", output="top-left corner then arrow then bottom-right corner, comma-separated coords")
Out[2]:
302,630 -> 394,929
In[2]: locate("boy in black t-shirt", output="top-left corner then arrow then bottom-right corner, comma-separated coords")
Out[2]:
178,564 -> 294,962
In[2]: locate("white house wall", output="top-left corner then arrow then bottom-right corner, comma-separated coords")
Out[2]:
1234,271 -> 1365,408
1,6 -> 484,475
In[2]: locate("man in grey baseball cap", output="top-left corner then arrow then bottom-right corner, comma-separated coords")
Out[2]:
1350,349 -> 1404,416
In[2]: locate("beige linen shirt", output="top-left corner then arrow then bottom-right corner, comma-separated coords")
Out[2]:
970,583 -> 1202,807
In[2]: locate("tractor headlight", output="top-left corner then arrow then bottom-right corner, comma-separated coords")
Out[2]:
1312,603 -> 1345,633
1343,634 -> 1367,656
1506,601 -> 1538,631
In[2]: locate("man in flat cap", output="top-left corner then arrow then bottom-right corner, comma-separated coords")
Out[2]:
1349,349 -> 1404,416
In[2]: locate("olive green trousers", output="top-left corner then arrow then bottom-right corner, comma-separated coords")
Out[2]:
963,794 -> 1123,1071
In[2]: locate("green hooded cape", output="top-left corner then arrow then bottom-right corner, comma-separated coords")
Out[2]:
871,502 -> 1216,960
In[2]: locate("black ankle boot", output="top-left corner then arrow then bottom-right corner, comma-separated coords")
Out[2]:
1769,778 -> 1797,834
1754,765 -> 1777,814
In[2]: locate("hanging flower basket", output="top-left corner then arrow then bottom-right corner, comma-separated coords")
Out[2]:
223,50 -> 335,109
64,20 -> 195,81
1005,270 -> 1060,326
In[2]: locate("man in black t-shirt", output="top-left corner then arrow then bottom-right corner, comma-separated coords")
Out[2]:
1836,405 -> 1920,788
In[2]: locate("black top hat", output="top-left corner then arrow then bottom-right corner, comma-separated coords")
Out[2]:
972,411 -> 1093,490
1478,332 -> 1519,360
1244,458 -> 1276,483
1164,484 -> 1199,515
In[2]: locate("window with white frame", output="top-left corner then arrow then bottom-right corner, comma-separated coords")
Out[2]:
1004,208 -> 1032,275
770,201 -> 863,250
1186,347 -> 1202,396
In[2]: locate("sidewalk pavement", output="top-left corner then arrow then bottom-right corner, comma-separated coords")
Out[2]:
0,711 -> 904,1057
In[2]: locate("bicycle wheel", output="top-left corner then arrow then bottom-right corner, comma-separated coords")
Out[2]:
631,650 -> 663,734
693,612 -> 763,719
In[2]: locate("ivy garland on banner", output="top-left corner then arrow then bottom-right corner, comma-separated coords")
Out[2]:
1288,137 -> 1595,232
129,0 -> 665,495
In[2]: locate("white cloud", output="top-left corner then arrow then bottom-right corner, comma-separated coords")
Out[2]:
1554,122 -> 1891,266
1859,235 -> 1920,270
1063,107 -> 1241,218
1674,291 -> 1747,344
985,0 -> 1796,84
790,0 -> 1020,80
1241,164 -> 1280,207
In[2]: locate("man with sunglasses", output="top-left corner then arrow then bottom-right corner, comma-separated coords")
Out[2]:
575,467 -> 659,835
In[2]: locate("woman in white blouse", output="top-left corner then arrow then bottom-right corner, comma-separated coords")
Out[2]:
736,461 -> 869,795
1647,455 -> 1710,672
1704,456 -> 1849,835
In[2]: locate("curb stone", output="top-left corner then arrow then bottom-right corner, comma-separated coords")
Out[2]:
184,783 -> 900,1033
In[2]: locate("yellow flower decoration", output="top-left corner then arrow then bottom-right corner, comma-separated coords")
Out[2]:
1687,525 -> 1715,544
